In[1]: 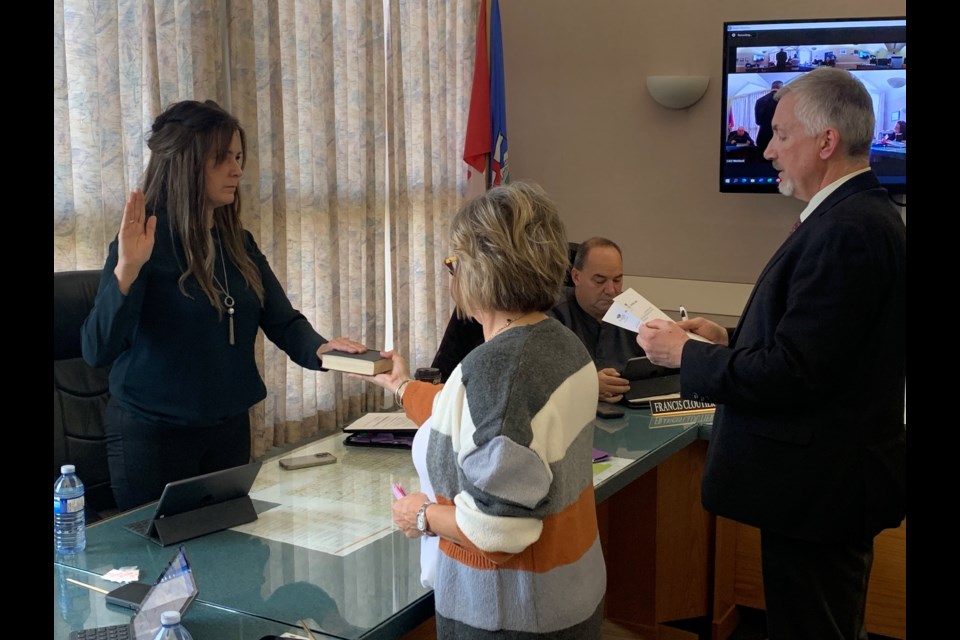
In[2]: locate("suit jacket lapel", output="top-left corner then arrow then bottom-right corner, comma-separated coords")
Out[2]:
731,171 -> 882,345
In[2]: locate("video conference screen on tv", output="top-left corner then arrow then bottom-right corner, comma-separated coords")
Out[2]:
720,17 -> 906,195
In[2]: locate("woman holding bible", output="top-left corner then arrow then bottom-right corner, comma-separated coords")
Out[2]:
82,100 -> 365,511
357,182 -> 606,639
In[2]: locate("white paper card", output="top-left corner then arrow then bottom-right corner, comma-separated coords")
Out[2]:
602,288 -> 711,342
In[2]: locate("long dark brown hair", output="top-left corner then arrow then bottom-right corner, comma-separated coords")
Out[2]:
142,100 -> 264,314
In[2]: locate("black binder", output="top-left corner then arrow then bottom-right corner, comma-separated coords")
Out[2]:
621,356 -> 682,406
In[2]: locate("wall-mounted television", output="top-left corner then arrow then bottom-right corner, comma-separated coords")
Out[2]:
720,17 -> 906,195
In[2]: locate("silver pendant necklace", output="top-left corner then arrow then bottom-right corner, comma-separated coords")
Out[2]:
211,234 -> 236,345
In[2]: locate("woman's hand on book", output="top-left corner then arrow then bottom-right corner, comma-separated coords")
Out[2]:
317,337 -> 367,356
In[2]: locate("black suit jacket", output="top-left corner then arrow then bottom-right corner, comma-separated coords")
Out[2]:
755,92 -> 778,153
682,171 -> 905,543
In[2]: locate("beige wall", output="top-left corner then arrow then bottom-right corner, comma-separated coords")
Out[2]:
499,0 -> 906,301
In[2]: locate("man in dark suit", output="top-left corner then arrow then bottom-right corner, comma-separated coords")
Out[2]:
754,80 -> 782,156
775,48 -> 788,71
637,67 -> 905,640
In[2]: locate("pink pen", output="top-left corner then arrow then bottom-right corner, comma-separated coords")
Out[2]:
391,483 -> 406,500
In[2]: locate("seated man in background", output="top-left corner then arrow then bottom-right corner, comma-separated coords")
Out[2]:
727,125 -> 755,146
549,237 -> 644,403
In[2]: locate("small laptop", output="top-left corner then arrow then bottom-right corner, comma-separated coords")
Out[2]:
69,546 -> 199,640
343,413 -> 417,449
621,356 -> 682,406
124,461 -> 262,546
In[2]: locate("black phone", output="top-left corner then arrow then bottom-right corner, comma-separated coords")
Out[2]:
105,581 -> 151,611
596,402 -> 625,419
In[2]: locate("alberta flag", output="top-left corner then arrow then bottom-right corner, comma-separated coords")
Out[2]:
463,0 -> 509,198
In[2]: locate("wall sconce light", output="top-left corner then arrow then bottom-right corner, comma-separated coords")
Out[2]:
887,77 -> 906,89
646,75 -> 710,109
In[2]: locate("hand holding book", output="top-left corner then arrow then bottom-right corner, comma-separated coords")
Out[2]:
322,349 -> 392,375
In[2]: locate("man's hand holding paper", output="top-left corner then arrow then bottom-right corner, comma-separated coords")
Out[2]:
677,316 -> 729,346
601,288 -> 713,369
637,319 -> 688,368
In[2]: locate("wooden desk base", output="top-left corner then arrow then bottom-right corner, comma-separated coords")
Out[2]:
401,616 -> 436,640
711,518 -> 906,639
598,440 -> 712,639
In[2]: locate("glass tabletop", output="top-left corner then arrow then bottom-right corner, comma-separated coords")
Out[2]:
54,564 -> 307,640
55,406 -> 711,639
56,435 -> 429,640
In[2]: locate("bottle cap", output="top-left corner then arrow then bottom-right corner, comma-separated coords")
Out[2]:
61,464 -> 76,474
160,611 -> 181,625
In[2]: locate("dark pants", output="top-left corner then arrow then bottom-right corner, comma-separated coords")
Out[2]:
105,400 -> 252,511
761,528 -> 874,640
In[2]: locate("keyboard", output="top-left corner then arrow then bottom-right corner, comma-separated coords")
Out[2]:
124,518 -> 151,537
70,623 -> 133,640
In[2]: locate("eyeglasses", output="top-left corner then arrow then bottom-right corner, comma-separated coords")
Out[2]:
443,256 -> 458,276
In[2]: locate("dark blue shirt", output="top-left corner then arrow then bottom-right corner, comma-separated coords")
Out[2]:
82,209 -> 326,425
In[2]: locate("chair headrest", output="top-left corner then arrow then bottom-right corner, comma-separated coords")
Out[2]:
53,270 -> 103,360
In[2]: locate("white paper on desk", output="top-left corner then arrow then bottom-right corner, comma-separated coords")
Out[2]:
602,288 -> 711,342
592,455 -> 633,488
343,412 -> 418,431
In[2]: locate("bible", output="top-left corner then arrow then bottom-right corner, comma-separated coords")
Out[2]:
321,349 -> 392,375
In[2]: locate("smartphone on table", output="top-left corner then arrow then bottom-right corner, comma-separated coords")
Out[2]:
596,402 -> 625,419
279,452 -> 337,470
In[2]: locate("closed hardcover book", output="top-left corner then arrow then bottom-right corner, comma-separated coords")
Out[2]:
322,350 -> 392,375
624,374 -> 682,406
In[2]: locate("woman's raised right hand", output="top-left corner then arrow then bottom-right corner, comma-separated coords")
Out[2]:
114,189 -> 157,294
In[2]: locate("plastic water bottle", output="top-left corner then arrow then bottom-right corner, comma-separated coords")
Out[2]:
54,464 -> 86,554
153,611 -> 194,640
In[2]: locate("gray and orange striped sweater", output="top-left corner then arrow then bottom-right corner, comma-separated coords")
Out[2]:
403,318 -> 606,639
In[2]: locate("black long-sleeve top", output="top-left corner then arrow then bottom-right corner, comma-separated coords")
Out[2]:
82,208 -> 327,425
547,287 -> 645,372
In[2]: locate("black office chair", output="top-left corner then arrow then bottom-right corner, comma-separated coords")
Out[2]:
53,270 -> 116,518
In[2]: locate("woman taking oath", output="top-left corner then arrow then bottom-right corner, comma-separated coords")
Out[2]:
358,182 -> 606,639
82,100 -> 365,511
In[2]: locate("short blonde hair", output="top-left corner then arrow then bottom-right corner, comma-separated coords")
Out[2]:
450,182 -> 569,316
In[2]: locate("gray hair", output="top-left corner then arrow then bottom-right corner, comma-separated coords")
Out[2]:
450,181 -> 570,315
775,67 -> 874,159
